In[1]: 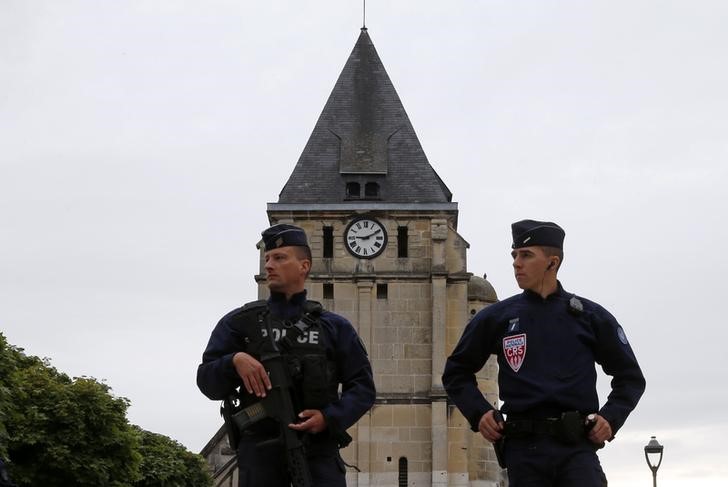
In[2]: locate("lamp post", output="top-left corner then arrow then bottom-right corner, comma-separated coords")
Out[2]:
644,436 -> 664,487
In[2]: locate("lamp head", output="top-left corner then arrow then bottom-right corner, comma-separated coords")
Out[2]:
644,436 -> 664,470
645,436 -> 663,454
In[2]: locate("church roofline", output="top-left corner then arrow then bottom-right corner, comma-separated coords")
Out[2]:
199,423 -> 227,456
276,29 -> 454,205
268,202 -> 458,212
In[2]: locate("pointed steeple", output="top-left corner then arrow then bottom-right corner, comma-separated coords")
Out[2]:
276,29 -> 453,205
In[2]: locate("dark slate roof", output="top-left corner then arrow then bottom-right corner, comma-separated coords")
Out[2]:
277,28 -> 453,204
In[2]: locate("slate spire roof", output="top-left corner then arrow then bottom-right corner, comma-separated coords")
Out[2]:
276,28 -> 452,205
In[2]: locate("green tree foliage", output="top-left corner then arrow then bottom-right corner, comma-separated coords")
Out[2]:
0,334 -> 211,487
0,333 -> 141,486
0,334 -> 15,459
133,428 -> 212,487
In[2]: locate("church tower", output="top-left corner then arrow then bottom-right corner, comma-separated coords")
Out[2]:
265,27 -> 503,486
202,28 -> 502,486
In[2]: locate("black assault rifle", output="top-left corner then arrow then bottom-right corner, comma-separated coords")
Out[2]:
222,317 -> 314,487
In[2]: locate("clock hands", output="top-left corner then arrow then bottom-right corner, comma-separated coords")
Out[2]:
355,228 -> 382,240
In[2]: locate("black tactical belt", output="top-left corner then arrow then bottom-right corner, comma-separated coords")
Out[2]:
504,418 -> 562,437
504,411 -> 589,444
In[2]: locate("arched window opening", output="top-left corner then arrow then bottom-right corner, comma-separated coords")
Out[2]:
398,457 -> 408,487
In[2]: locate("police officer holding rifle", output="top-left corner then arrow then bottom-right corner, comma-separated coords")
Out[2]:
198,224 -> 375,486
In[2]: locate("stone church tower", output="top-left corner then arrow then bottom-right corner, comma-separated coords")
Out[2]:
202,28 -> 503,487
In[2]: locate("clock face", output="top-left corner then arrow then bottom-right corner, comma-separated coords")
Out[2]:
345,217 -> 387,259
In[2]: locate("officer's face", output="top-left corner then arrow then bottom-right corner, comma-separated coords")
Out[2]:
264,246 -> 311,296
511,246 -> 551,291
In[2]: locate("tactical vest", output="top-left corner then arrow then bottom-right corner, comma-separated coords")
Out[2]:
229,299 -> 339,411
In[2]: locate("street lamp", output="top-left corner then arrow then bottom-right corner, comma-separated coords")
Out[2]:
644,436 -> 664,487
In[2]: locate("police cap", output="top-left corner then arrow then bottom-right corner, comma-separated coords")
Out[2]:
511,219 -> 565,249
261,223 -> 309,251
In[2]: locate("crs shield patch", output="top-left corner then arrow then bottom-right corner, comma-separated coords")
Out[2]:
503,333 -> 527,372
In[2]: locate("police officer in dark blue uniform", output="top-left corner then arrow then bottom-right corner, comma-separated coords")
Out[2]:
443,219 -> 646,486
197,224 -> 375,487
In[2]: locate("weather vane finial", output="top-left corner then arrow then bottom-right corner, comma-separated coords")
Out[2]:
362,0 -> 367,29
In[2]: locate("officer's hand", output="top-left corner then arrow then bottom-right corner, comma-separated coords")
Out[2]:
478,410 -> 504,443
587,414 -> 612,445
288,409 -> 327,434
232,352 -> 272,398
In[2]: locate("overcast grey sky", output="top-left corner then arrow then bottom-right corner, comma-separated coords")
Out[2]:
2,1 -> 727,486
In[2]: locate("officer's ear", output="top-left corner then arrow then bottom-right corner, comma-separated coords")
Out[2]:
300,258 -> 311,275
294,247 -> 312,276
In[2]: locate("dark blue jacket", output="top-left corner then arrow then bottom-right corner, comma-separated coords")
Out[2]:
442,282 -> 645,436
197,291 -> 375,439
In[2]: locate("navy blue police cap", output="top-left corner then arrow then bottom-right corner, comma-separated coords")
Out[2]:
261,223 -> 309,251
511,219 -> 565,249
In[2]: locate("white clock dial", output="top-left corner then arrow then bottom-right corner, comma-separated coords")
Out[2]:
345,217 -> 387,259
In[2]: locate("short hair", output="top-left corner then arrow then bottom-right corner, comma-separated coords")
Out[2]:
294,245 -> 312,263
293,245 -> 312,278
541,246 -> 564,270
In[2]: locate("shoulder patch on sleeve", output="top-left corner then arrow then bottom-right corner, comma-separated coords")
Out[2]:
568,295 -> 584,315
617,326 -> 629,345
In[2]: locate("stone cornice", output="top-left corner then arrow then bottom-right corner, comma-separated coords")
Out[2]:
254,272 -> 473,283
268,202 -> 458,212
